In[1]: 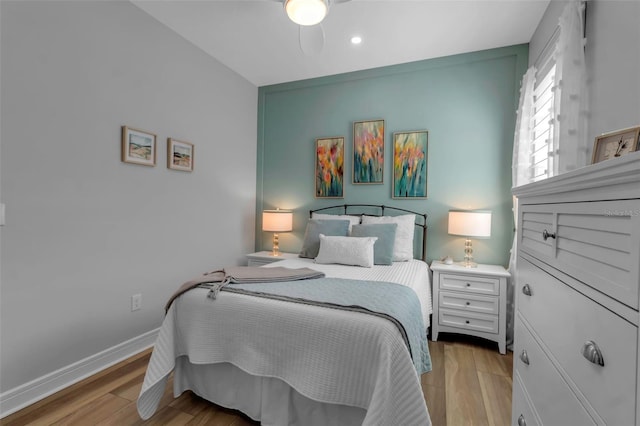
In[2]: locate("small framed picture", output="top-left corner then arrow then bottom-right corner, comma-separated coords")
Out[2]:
392,130 -> 428,199
315,136 -> 344,198
121,126 -> 156,166
591,126 -> 640,164
167,138 -> 194,172
353,119 -> 384,184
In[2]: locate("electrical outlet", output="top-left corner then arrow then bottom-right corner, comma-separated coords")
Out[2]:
131,294 -> 142,311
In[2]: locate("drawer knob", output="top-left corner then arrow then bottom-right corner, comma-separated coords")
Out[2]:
466,282 -> 471,287
465,320 -> 470,324
581,340 -> 605,366
542,229 -> 556,241
517,414 -> 527,426
466,301 -> 471,306
522,284 -> 532,296
519,349 -> 530,365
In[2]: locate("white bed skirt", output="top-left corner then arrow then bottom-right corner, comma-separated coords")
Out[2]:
174,356 -> 367,426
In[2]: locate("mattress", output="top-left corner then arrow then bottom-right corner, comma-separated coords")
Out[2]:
138,259 -> 433,425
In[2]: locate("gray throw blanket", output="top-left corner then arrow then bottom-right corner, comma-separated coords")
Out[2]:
165,266 -> 325,312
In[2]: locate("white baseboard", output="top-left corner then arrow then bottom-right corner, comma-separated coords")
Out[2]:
0,328 -> 159,419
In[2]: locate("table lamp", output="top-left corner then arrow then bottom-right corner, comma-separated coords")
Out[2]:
262,209 -> 293,256
448,210 -> 492,268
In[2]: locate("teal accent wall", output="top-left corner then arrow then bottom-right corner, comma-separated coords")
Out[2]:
257,44 -> 528,267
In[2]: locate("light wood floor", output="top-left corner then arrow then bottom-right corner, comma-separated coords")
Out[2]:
1,334 -> 513,426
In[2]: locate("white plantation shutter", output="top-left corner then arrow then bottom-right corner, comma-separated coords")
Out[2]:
530,62 -> 556,182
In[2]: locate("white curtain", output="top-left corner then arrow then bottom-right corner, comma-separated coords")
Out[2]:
507,67 -> 536,349
553,0 -> 589,174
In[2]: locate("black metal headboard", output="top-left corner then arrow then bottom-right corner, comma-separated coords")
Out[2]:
309,204 -> 428,262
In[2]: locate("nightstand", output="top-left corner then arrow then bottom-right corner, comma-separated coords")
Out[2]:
246,251 -> 298,266
430,261 -> 510,354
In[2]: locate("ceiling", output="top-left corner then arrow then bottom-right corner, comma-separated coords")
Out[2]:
132,0 -> 550,87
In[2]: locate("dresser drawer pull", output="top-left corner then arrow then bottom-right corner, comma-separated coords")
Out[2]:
517,414 -> 527,426
519,349 -> 530,365
542,229 -> 556,241
581,340 -> 605,366
522,284 -> 532,296
465,301 -> 471,306
466,282 -> 471,287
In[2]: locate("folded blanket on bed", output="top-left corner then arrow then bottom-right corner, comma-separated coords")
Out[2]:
165,266 -> 325,312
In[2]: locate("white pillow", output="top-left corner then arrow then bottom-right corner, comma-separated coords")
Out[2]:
311,213 -> 361,233
315,234 -> 377,268
361,214 -> 415,261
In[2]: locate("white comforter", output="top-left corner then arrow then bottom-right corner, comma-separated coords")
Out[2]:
137,259 -> 432,425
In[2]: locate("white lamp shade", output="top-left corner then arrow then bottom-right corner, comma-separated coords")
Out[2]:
285,0 -> 328,26
262,210 -> 293,232
448,210 -> 492,238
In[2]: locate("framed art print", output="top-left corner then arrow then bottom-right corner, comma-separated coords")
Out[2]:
353,119 -> 384,184
392,130 -> 428,199
315,137 -> 344,198
167,138 -> 194,172
591,126 -> 640,164
121,126 -> 156,166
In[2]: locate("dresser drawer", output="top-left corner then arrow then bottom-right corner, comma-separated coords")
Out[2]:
512,373 -> 540,426
439,273 -> 499,296
519,200 -> 640,308
517,257 -> 638,425
438,308 -> 498,334
513,317 -> 596,425
439,291 -> 499,315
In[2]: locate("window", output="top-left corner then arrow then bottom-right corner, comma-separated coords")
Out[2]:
530,62 -> 556,182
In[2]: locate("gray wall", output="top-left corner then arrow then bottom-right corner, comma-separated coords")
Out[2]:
0,0 -> 257,395
529,0 -> 640,152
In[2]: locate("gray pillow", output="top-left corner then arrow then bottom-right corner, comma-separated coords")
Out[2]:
350,223 -> 398,265
299,219 -> 350,258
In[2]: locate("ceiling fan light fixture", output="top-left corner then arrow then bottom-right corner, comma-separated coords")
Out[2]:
285,0 -> 328,26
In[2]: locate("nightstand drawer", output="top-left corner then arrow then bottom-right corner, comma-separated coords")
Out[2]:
439,291 -> 499,315
439,273 -> 499,296
438,308 -> 498,334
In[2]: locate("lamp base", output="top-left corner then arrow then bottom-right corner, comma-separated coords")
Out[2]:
271,233 -> 281,257
460,238 -> 477,267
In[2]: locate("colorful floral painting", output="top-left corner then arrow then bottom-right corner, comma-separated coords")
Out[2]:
393,131 -> 428,199
353,119 -> 384,184
315,137 -> 344,198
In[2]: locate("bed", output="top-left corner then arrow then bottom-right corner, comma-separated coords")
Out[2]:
137,204 -> 433,425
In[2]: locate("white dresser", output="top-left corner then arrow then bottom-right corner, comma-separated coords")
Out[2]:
511,152 -> 640,426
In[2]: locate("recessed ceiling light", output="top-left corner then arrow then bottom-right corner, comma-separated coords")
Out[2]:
350,36 -> 362,45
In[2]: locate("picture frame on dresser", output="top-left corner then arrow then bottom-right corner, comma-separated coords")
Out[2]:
121,126 -> 156,166
591,125 -> 640,164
